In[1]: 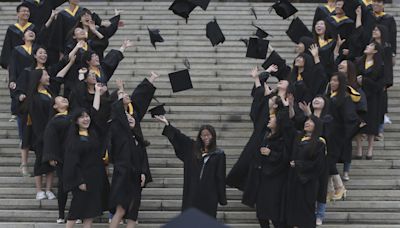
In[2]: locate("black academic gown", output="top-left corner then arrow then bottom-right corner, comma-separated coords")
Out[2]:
326,15 -> 355,59
356,59 -> 385,135
226,85 -> 270,190
318,39 -> 337,78
23,0 -> 67,31
285,136 -> 326,228
91,49 -> 124,85
327,95 -> 360,164
108,79 -> 155,220
242,108 -> 293,222
0,23 -> 36,69
162,125 -> 227,218
312,4 -> 335,29
29,77 -> 63,176
63,121 -> 110,220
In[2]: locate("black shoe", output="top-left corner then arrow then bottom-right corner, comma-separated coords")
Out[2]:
366,156 -> 373,160
353,155 -> 363,160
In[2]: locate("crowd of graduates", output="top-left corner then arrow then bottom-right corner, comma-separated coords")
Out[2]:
0,0 -> 396,228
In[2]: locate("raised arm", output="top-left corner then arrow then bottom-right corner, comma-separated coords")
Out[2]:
130,72 -> 158,121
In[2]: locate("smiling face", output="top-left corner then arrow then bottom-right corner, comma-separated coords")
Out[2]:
17,6 -> 30,21
77,112 -> 91,130
335,0 -> 345,15
200,129 -> 213,147
54,96 -> 69,111
295,56 -> 305,67
40,70 -> 50,86
87,53 -> 100,67
304,118 -> 315,133
73,27 -> 88,40
315,20 -> 326,36
372,26 -> 382,40
34,48 -> 48,65
312,96 -> 325,110
372,0 -> 384,13
23,30 -> 35,42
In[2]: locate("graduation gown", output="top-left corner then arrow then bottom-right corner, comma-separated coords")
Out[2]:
357,60 -> 385,135
312,4 -> 335,29
328,95 -> 360,164
318,39 -> 337,78
242,108 -> 293,222
63,125 -> 109,220
29,77 -> 63,176
23,0 -> 67,31
0,23 -> 36,69
226,85 -> 270,190
162,125 -> 227,218
8,46 -> 35,84
285,136 -> 326,228
90,49 -> 124,84
326,15 -> 355,58
109,79 -> 155,220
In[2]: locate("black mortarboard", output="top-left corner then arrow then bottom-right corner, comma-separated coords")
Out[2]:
188,0 -> 210,10
147,27 -> 164,49
162,208 -> 229,228
149,103 -> 166,117
169,0 -> 197,22
250,7 -> 257,20
262,50 -> 291,80
206,19 -> 225,46
271,0 -> 298,19
285,17 -> 312,44
168,69 -> 193,93
253,25 -> 269,39
246,37 -> 269,59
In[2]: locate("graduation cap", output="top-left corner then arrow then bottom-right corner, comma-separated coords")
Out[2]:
250,7 -> 257,20
188,0 -> 210,11
253,25 -> 269,39
169,0 -> 197,22
206,19 -> 225,46
262,50 -> 291,80
246,37 -> 269,59
271,0 -> 298,19
168,69 -> 193,93
162,208 -> 229,228
149,103 -> 166,117
148,27 -> 164,49
286,17 -> 313,44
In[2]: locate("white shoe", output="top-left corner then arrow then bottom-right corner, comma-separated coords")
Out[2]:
36,191 -> 46,200
56,218 -> 65,224
384,114 -> 392,124
46,191 -> 56,200
9,115 -> 16,122
316,218 -> 323,226
76,219 -> 82,224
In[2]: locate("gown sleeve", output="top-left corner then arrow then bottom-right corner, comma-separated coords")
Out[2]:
216,152 -> 227,205
42,120 -> 62,163
8,48 -> 18,83
130,78 -> 156,122
0,28 -> 13,69
63,138 -> 85,192
162,124 -> 194,162
100,49 -> 124,83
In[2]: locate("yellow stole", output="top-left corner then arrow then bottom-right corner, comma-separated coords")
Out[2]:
318,38 -> 333,48
79,130 -> 89,136
56,111 -> 68,116
365,60 -> 374,70
332,15 -> 349,23
38,89 -> 52,98
22,44 -> 32,55
128,103 -> 134,115
90,67 -> 101,78
14,22 -> 32,33
65,6 -> 80,17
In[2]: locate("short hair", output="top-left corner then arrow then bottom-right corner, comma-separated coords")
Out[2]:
16,3 -> 30,13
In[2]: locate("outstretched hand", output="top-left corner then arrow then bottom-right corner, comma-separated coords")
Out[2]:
298,101 -> 312,116
154,115 -> 169,125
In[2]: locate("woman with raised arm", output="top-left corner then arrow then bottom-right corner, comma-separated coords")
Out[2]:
154,115 -> 227,218
108,73 -> 159,228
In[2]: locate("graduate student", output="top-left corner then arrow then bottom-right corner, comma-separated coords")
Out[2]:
313,19 -> 336,78
326,72 -> 360,201
285,115 -> 326,228
63,84 -> 110,228
25,57 -> 75,200
154,115 -> 227,218
22,0 -> 67,31
108,73 -> 159,228
312,0 -> 336,29
0,3 -> 35,70
241,74 -> 293,228
355,42 -> 385,159
42,96 -> 71,224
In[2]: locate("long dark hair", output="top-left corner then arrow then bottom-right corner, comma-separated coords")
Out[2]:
330,72 -> 348,105
67,8 -> 93,40
344,60 -> 359,89
312,19 -> 333,43
303,115 -> 323,158
290,53 -> 313,83
372,24 -> 389,45
360,41 -> 384,77
194,125 -> 217,159
31,45 -> 48,69
311,94 -> 330,118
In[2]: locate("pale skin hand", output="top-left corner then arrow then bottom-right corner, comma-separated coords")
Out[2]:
154,115 -> 169,125
260,147 -> 271,156
266,64 -> 278,73
357,75 -> 363,85
115,78 -> 124,91
79,183 -> 87,191
49,160 -> 58,167
290,160 -> 295,167
78,67 -> 87,81
148,71 -> 160,84
9,82 -> 16,90
141,174 -> 146,187
19,94 -> 26,102
264,82 -> 272,96
119,39 -> 133,53
298,101 -> 312,117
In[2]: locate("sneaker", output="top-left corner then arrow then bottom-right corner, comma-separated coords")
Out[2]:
76,219 -> 82,224
56,218 -> 65,224
46,191 -> 56,200
316,217 -> 323,226
342,173 -> 350,181
36,191 -> 46,200
384,114 -> 392,124
20,164 -> 30,177
9,115 -> 16,122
